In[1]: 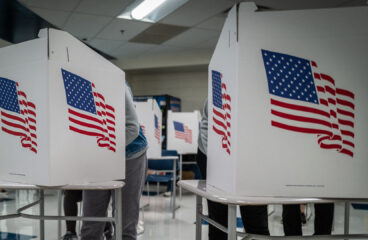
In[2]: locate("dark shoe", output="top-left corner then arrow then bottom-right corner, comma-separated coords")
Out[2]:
104,222 -> 114,240
301,213 -> 307,224
63,231 -> 78,240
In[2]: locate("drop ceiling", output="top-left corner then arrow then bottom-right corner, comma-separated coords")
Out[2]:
14,0 -> 368,67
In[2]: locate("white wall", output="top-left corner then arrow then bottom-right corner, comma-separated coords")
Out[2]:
126,66 -> 208,112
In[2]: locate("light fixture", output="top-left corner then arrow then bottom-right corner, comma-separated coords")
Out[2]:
117,0 -> 189,23
131,0 -> 167,20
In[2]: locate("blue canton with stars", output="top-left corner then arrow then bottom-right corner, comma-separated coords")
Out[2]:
261,49 -> 319,104
0,77 -> 20,113
61,69 -> 97,114
212,70 -> 223,109
174,121 -> 184,132
154,115 -> 158,129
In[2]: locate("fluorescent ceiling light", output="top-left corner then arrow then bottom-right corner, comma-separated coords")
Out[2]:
131,0 -> 167,20
117,0 -> 188,23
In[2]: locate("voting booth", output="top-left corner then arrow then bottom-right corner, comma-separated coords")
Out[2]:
167,110 -> 201,154
207,3 -> 368,198
134,99 -> 162,158
0,28 -> 126,186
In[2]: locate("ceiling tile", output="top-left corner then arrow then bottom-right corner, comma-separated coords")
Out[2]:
196,14 -> 227,31
75,0 -> 135,17
160,0 -> 234,27
88,38 -> 125,55
97,18 -> 152,41
163,28 -> 220,48
25,0 -> 81,11
112,42 -> 156,58
195,37 -> 219,50
145,45 -> 187,55
63,13 -> 112,39
29,7 -> 70,27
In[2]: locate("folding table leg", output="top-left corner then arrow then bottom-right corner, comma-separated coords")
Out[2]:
344,201 -> 350,240
196,195 -> 202,240
227,205 -> 237,240
114,188 -> 123,240
39,189 -> 45,240
57,190 -> 62,239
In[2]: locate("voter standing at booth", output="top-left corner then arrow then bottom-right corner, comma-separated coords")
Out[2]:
196,99 -> 270,239
81,85 -> 148,240
283,203 -> 334,236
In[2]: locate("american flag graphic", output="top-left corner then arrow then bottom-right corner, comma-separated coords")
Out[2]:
173,121 -> 192,144
262,49 -> 355,157
154,115 -> 160,143
0,78 -> 37,153
61,69 -> 116,152
212,70 -> 231,155
141,125 -> 146,135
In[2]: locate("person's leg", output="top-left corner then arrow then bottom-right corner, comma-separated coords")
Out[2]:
207,200 -> 228,240
63,190 -> 83,234
121,153 -> 147,240
282,204 -> 302,236
196,148 -> 207,179
80,190 -> 111,240
240,205 -> 270,235
314,203 -> 334,235
300,204 -> 307,224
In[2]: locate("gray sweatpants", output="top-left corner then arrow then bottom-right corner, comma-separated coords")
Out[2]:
81,152 -> 147,240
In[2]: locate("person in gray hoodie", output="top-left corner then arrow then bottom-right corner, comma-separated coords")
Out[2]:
81,85 -> 148,240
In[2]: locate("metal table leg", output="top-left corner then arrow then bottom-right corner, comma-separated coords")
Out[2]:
39,189 -> 45,240
57,190 -> 62,239
196,195 -> 203,240
173,158 -> 177,219
114,188 -> 123,240
179,154 -> 182,201
344,201 -> 350,240
228,205 -> 237,240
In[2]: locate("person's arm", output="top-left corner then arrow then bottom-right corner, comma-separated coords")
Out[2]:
200,100 -> 208,151
125,87 -> 139,145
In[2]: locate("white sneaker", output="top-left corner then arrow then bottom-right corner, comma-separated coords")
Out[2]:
163,191 -> 172,197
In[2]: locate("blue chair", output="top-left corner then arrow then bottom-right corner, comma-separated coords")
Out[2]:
146,150 -> 179,218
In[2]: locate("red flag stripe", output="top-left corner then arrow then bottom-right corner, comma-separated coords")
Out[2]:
318,135 -> 342,144
271,109 -> 332,128
106,104 -> 115,112
340,148 -> 354,157
69,117 -> 107,133
271,121 -> 333,136
341,130 -> 354,138
68,109 -> 103,125
2,127 -> 28,138
342,140 -> 355,148
337,108 -> 354,118
2,119 -> 29,132
271,98 -> 330,118
320,143 -> 342,149
1,111 -> 26,124
320,74 -> 335,85
338,119 -> 354,128
336,99 -> 355,110
336,88 -> 354,99
69,126 -> 105,138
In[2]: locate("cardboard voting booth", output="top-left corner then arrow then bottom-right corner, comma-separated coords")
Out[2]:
134,99 -> 162,158
207,3 -> 368,198
167,110 -> 201,154
0,28 -> 125,186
